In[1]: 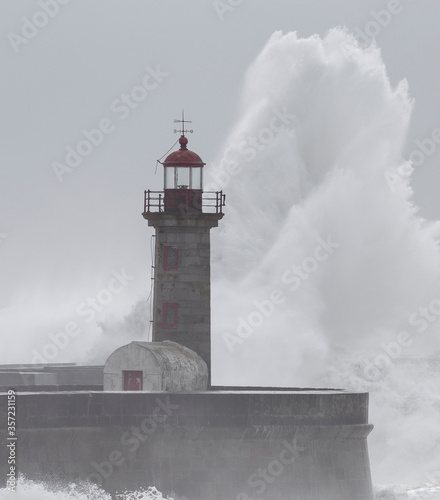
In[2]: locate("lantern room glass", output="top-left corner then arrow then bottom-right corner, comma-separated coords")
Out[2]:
176,167 -> 190,189
164,166 -> 174,189
191,167 -> 202,189
164,166 -> 203,190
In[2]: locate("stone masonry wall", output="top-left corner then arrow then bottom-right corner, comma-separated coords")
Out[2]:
149,214 -> 221,373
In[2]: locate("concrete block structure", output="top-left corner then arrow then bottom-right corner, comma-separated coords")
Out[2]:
103,340 -> 208,391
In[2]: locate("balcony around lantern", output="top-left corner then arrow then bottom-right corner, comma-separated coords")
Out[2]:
143,189 -> 225,216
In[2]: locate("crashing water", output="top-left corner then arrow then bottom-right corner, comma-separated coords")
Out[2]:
1,479 -> 440,500
375,484 -> 440,499
1,478 -> 440,499
0,478 -> 174,499
210,28 -> 440,387
206,28 -> 440,498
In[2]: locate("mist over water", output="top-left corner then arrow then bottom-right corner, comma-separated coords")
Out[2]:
210,29 -> 440,383
3,28 -> 440,499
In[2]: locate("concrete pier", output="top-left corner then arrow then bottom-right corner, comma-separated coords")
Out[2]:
0,389 -> 374,499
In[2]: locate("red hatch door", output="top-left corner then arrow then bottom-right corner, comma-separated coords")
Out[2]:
123,370 -> 143,391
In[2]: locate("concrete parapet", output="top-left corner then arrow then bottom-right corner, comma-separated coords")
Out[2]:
0,390 -> 374,499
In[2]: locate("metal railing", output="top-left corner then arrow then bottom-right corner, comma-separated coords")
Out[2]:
144,190 -> 164,213
143,190 -> 225,214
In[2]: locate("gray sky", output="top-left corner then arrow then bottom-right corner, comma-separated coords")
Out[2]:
1,0 -> 440,364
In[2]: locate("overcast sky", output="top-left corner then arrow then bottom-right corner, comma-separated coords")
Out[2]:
1,0 -> 440,366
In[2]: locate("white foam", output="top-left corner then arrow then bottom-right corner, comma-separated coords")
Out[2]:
0,478 -> 173,500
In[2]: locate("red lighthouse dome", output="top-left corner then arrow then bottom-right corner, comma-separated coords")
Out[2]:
163,135 -> 205,167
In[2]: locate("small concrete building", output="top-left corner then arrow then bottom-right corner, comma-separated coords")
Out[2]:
103,340 -> 208,391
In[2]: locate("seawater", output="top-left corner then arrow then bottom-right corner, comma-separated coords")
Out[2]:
1,478 -> 440,499
0,478 -> 173,499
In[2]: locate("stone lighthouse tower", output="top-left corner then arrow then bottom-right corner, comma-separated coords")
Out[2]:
142,119 -> 225,377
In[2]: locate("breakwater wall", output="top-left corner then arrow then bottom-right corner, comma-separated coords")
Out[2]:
0,390 -> 374,500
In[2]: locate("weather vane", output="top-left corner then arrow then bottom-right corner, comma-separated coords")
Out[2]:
173,110 -> 193,136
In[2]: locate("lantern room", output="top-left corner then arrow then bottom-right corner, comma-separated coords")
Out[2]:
163,135 -> 204,190
162,135 -> 205,213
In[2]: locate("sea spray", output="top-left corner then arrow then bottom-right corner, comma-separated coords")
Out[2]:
0,477 -> 174,500
323,353 -> 440,486
375,483 -> 440,499
207,28 -> 440,493
0,478 -> 112,500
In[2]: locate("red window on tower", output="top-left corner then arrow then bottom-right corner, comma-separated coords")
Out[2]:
164,246 -> 179,270
163,302 -> 178,328
123,371 -> 143,391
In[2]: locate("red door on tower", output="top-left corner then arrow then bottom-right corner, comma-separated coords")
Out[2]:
123,371 -> 143,391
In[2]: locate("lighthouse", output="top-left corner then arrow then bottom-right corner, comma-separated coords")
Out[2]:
142,116 -> 225,379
